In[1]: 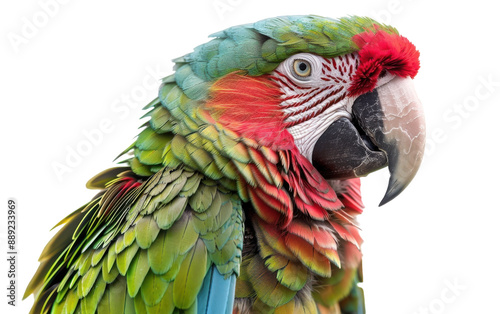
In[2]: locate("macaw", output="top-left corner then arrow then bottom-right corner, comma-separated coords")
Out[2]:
24,15 -> 425,314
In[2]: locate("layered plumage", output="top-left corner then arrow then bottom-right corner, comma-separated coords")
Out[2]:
25,15 -> 424,314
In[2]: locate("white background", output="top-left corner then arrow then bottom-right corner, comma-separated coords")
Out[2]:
1,0 -> 499,313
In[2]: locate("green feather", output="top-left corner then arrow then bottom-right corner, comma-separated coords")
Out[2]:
114,235 -> 128,256
160,253 -> 184,283
192,193 -> 222,234
116,242 -> 139,276
276,262 -> 308,291
102,257 -> 120,284
106,247 -> 117,273
209,238 -> 237,265
149,106 -> 175,133
62,287 -> 79,314
153,196 -> 188,230
147,230 -> 173,275
91,249 -> 106,267
188,183 -> 217,213
170,214 -> 199,255
135,128 -> 171,151
78,274 -> 106,313
180,172 -> 203,197
143,171 -> 187,215
55,283 -> 69,304
134,216 -> 160,249
126,249 -> 150,297
77,251 -> 93,276
140,271 -> 169,306
130,158 -> 154,176
77,262 -> 102,298
147,282 -> 175,313
218,132 -> 250,164
68,272 -> 80,290
135,149 -> 163,166
123,227 -> 136,248
247,255 -> 296,308
172,239 -> 208,309
133,292 -> 147,314
97,277 -> 127,314
214,223 -> 235,252
212,153 -> 238,180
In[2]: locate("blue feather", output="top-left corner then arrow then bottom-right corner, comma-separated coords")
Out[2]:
197,267 -> 236,314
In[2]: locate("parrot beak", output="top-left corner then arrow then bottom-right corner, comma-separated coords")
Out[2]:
312,77 -> 426,205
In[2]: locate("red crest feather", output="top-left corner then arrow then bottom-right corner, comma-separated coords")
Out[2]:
349,29 -> 420,96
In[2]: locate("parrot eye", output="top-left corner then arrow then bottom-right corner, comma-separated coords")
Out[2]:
292,59 -> 312,78
275,53 -> 321,85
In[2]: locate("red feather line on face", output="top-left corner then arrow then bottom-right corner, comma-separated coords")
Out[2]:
205,72 -> 295,151
274,70 -> 347,128
348,29 -> 420,96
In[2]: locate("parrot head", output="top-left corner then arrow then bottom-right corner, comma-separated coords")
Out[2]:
187,15 -> 425,206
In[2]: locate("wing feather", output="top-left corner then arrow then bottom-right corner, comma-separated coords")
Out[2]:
25,166 -> 243,313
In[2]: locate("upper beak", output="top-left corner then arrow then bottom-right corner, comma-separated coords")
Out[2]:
312,77 -> 426,205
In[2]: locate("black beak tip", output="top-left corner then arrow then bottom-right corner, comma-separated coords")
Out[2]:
378,177 -> 407,206
378,195 -> 393,207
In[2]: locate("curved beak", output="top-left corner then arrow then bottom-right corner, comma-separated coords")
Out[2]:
312,77 -> 425,205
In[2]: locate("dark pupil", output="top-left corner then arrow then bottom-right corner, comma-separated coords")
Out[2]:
298,62 -> 308,71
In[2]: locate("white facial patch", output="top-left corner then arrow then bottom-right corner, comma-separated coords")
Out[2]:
273,53 -> 360,161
